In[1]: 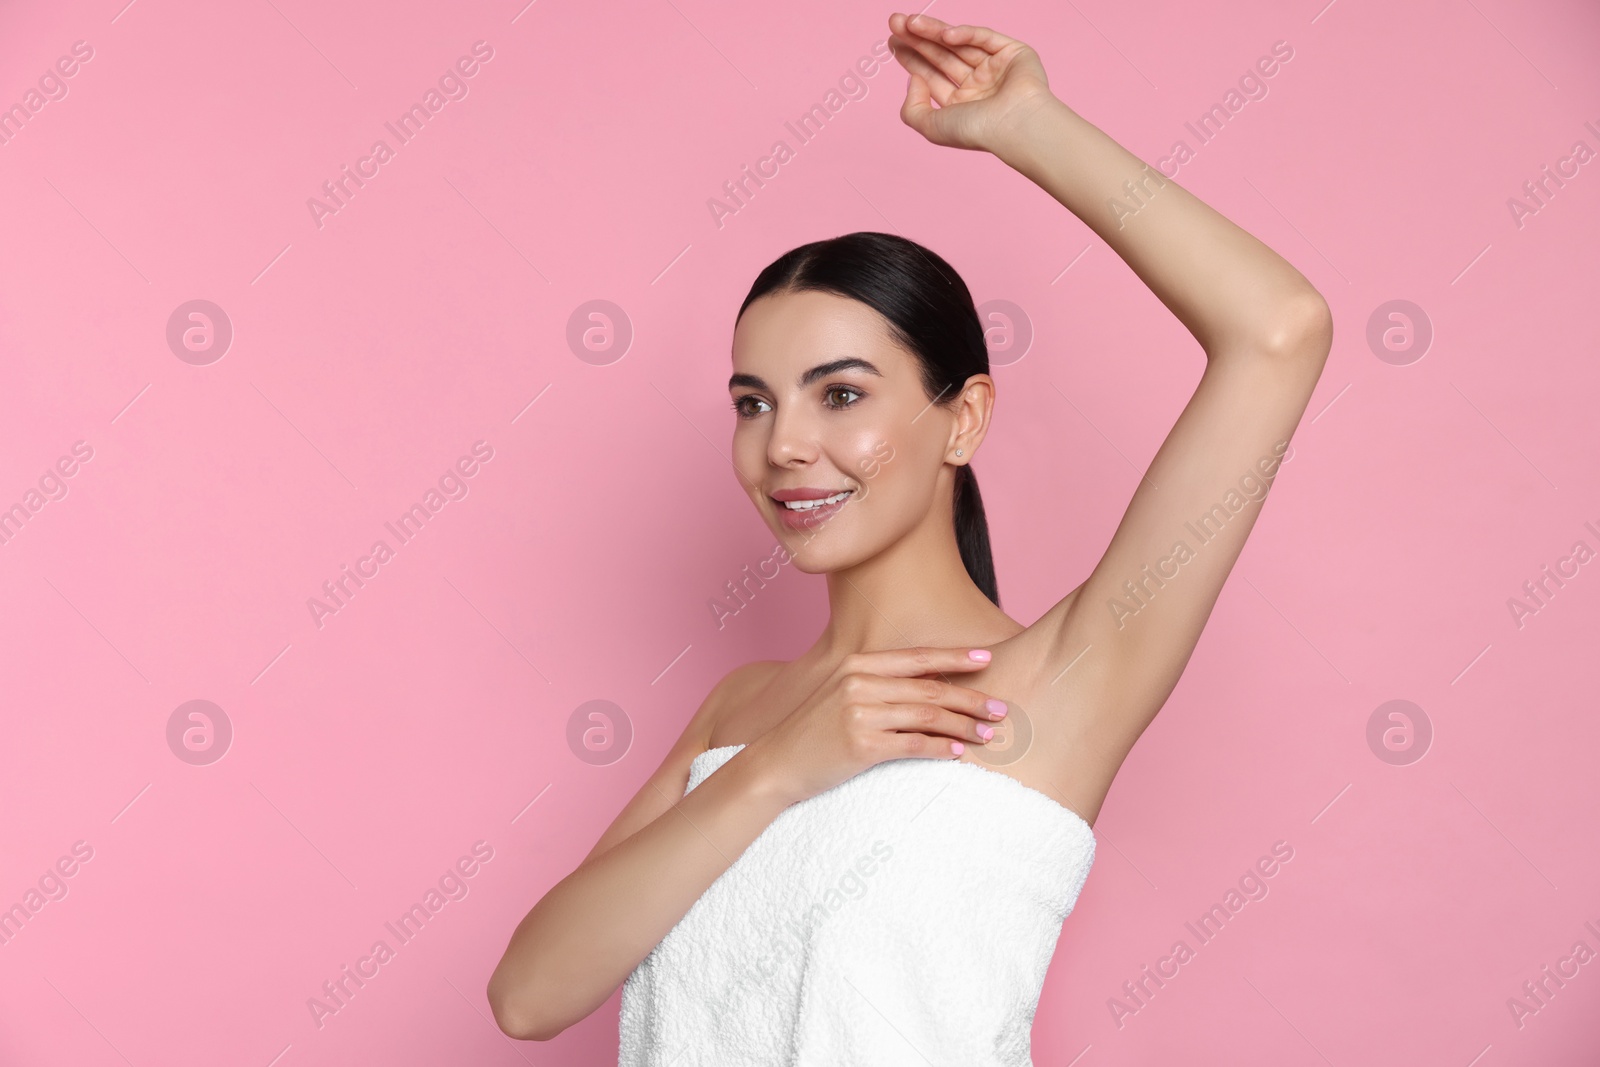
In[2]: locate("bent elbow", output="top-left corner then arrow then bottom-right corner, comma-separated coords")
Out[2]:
490,1002 -> 562,1042
488,974 -> 564,1042
1264,290 -> 1333,363
501,1014 -> 566,1043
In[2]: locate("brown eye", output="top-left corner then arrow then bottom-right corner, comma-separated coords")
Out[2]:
825,386 -> 863,409
731,396 -> 769,419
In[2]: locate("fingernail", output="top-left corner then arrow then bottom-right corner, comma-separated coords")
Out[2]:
951,741 -> 965,755
976,723 -> 994,741
985,699 -> 1008,718
968,649 -> 991,662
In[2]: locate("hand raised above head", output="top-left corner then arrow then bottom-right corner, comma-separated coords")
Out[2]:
886,12 -> 1055,154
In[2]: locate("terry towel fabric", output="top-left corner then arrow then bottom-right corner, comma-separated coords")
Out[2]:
618,743 -> 1096,1066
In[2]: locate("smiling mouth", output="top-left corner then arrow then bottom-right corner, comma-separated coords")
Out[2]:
775,490 -> 854,511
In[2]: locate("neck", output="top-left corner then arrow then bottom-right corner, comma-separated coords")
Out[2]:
809,499 -> 1021,662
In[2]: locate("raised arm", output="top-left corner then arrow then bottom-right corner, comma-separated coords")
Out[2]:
887,15 -> 1332,815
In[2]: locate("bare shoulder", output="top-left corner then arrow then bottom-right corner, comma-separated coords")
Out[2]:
703,659 -> 788,746
713,658 -> 788,703
578,659 -> 785,867
672,659 -> 787,764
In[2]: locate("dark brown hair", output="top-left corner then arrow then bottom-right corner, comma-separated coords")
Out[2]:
736,231 -> 999,606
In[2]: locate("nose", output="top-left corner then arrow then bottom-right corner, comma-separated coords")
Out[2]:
765,401 -> 820,469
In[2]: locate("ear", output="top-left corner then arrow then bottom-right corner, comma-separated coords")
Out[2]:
948,374 -> 996,462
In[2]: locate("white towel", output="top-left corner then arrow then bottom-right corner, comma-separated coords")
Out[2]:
619,743 -> 1096,1066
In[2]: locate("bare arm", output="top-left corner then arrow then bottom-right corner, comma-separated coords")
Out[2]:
993,94 -> 1328,354
991,83 -> 1332,734
579,661 -> 784,867
885,15 -> 1332,820
993,65 -> 1330,804
888,14 -> 1326,353
486,662 -> 786,1041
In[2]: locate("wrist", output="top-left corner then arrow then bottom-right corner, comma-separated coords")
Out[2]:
988,92 -> 1074,172
726,737 -> 804,810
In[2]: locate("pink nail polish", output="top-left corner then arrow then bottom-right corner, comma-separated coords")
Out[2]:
985,699 -> 1007,718
951,741 -> 965,755
969,649 -> 991,662
976,723 -> 994,741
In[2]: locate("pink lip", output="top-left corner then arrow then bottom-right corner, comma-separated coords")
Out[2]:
772,489 -> 854,530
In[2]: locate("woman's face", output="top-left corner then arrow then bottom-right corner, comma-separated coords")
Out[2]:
729,289 -> 980,572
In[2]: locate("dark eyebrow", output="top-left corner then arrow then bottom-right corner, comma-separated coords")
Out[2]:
728,357 -> 883,393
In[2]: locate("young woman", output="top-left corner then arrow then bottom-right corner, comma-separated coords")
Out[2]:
489,13 -> 1332,1064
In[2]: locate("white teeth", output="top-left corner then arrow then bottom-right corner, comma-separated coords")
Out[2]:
781,490 -> 851,511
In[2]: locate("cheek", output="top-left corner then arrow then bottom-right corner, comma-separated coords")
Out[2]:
731,429 -> 767,482
846,435 -> 901,500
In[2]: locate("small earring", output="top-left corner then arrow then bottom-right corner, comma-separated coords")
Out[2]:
955,449 -> 964,457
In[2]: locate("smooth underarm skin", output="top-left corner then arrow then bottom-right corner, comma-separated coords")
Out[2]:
487,740 -> 792,1041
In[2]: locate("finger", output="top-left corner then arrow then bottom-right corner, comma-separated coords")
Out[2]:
888,33 -> 960,103
853,645 -> 994,679
874,676 -> 1007,721
892,14 -> 974,87
898,68 -> 944,141
879,704 -> 999,745
935,21 -> 1025,58
889,9 -> 973,59
905,13 -> 992,67
893,18 -> 974,93
878,729 -> 969,760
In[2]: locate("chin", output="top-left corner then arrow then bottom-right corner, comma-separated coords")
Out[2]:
780,530 -> 879,575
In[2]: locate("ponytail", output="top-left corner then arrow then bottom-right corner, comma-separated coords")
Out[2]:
953,463 -> 999,607
738,231 -> 1001,607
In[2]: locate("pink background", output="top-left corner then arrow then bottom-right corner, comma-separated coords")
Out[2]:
3,0 -> 1599,1063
